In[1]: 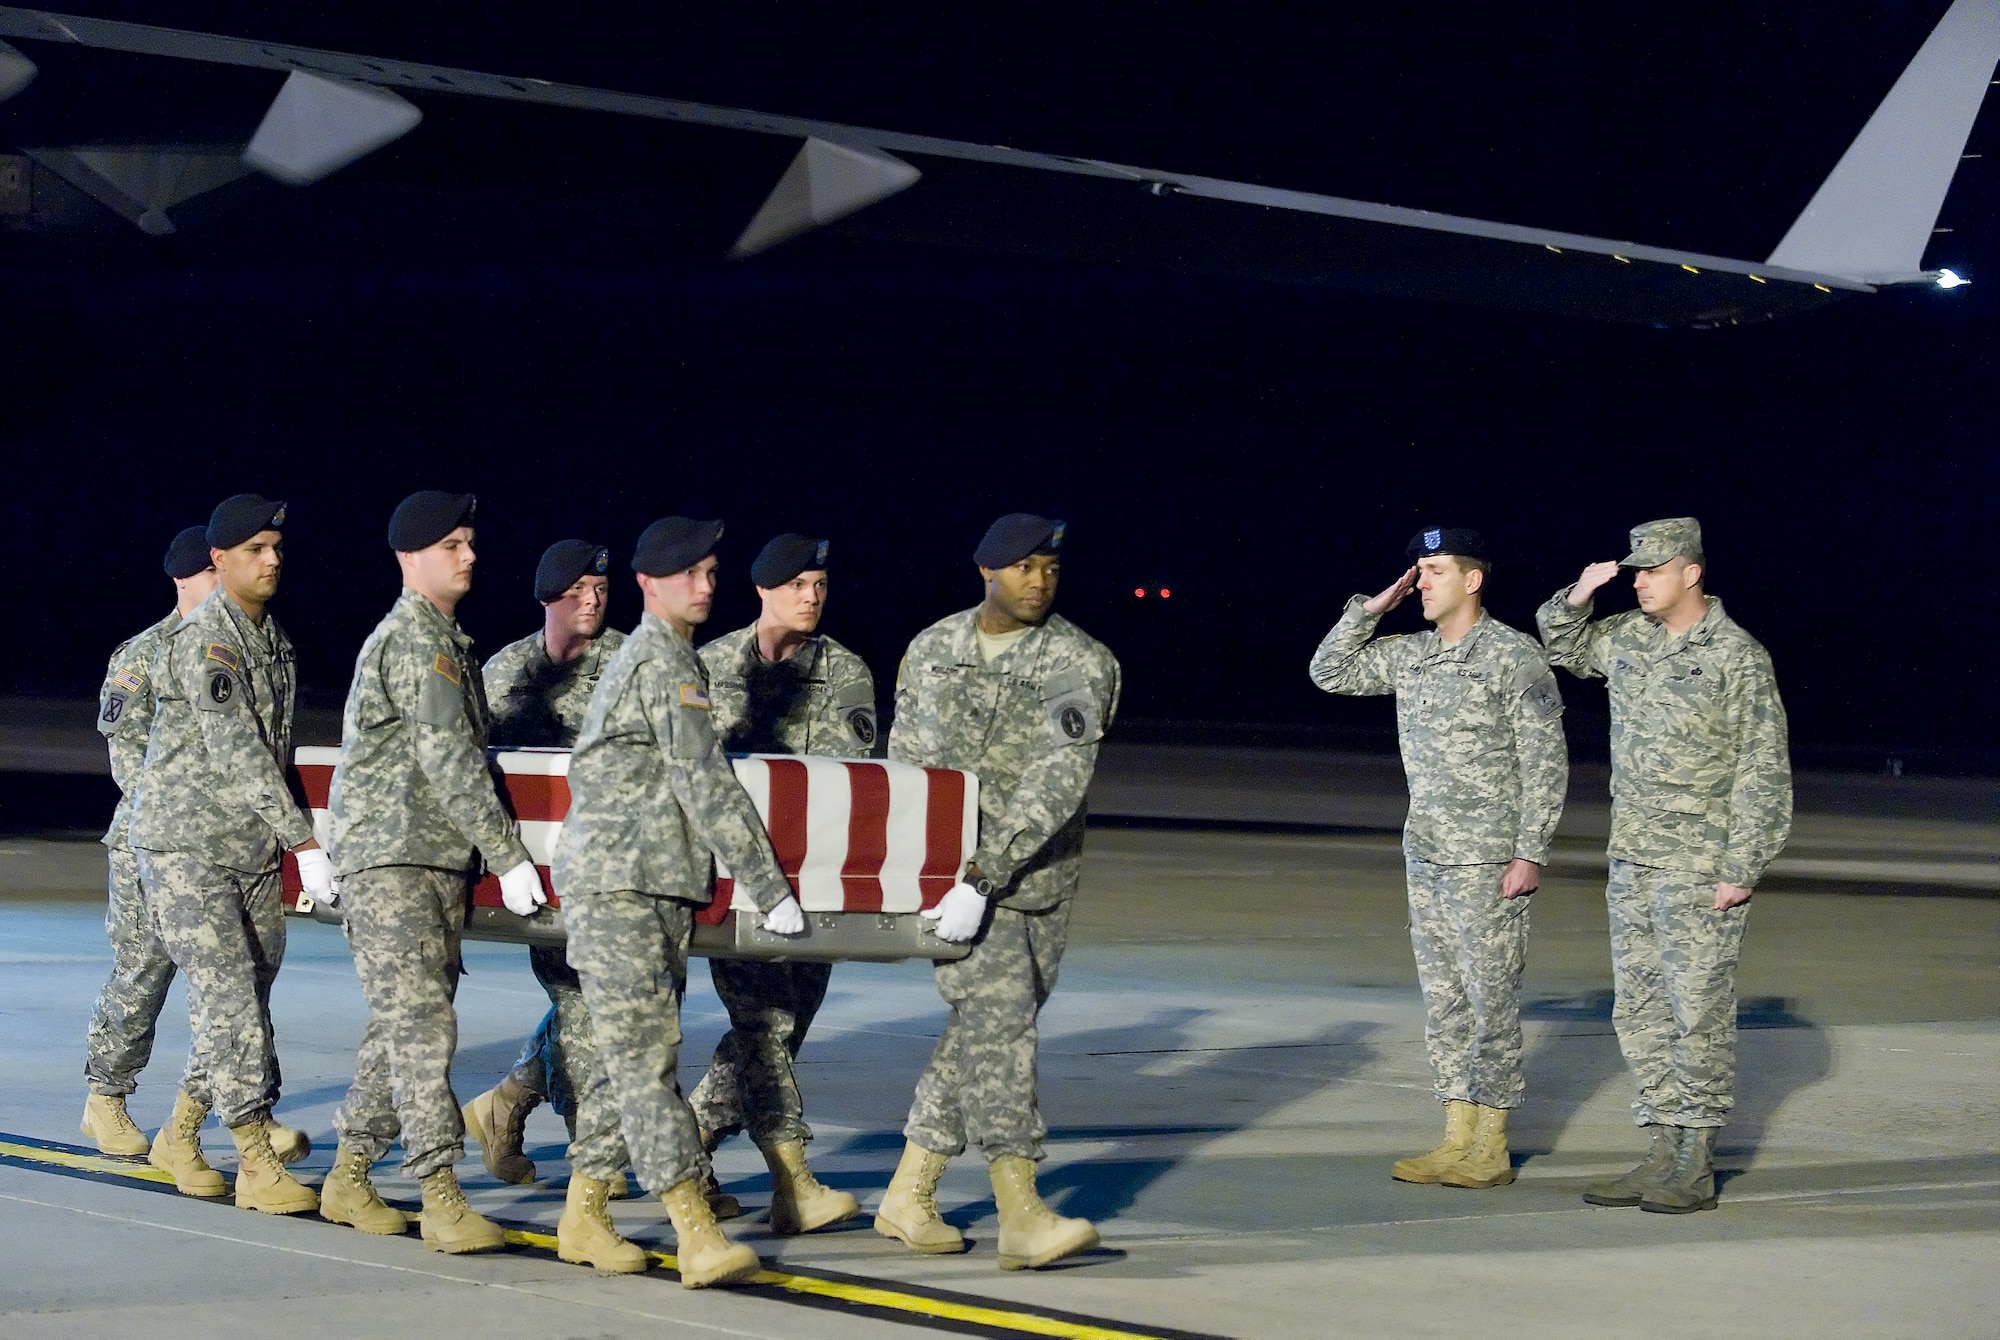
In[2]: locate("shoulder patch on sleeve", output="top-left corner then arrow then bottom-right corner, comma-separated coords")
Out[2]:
1515,663 -> 1564,720
112,668 -> 145,694
432,653 -> 463,685
198,665 -> 240,712
679,683 -> 711,709
204,643 -> 242,673
1042,666 -> 1104,746
832,679 -> 873,711
98,691 -> 131,731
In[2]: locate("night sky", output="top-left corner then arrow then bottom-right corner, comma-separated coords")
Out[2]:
3,4 -> 1995,767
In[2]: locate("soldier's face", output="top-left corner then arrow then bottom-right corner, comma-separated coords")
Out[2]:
213,530 -> 283,605
547,575 -> 609,639
1415,556 -> 1478,623
654,554 -> 720,627
981,553 -> 1060,625
1633,558 -> 1700,615
405,528 -> 478,603
758,570 -> 826,635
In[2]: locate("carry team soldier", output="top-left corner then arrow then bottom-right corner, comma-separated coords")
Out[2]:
685,532 -> 873,1233
460,540 -> 626,1190
1310,527 -> 1568,1189
323,491 -> 545,1253
127,495 -> 330,1213
549,516 -> 807,1286
1539,517 -> 1792,1213
876,513 -> 1120,1272
79,526 -> 219,1156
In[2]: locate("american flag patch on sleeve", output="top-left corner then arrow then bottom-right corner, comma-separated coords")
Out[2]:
111,669 -> 145,693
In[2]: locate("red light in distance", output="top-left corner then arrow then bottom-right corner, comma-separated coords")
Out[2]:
1134,588 -> 1147,598
1159,588 -> 1171,599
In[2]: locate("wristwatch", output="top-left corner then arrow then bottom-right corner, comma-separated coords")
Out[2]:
970,874 -> 996,898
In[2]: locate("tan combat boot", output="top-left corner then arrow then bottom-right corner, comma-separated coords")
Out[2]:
759,1137 -> 860,1235
418,1169 -> 506,1253
81,1093 -> 151,1156
697,1127 -> 740,1219
462,1077 -> 539,1184
1390,1099 -> 1476,1184
1439,1104 -> 1516,1188
557,1173 -> 648,1273
147,1090 -> 227,1197
660,1179 -> 761,1288
1583,1126 -> 1678,1206
228,1119 -> 320,1215
989,1155 -> 1098,1271
264,1116 -> 311,1165
873,1141 -> 965,1254
319,1141 -> 409,1235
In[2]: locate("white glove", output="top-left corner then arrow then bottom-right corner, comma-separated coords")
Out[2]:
295,847 -> 335,901
761,896 -> 805,936
498,861 -> 548,917
921,881 -> 988,943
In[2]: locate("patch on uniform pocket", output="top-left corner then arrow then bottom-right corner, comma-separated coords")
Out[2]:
414,653 -> 463,726
679,683 -> 710,709
431,653 -> 462,685
198,666 -> 238,712
98,691 -> 130,731
1516,664 -> 1564,720
1042,667 -> 1101,746
204,643 -> 242,673
112,669 -> 145,694
672,700 -> 718,758
846,706 -> 878,748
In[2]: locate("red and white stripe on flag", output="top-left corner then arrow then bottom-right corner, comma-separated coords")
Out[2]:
283,747 -> 977,918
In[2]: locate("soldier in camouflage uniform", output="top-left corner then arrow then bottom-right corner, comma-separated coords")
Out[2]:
686,532 -> 874,1233
875,513 -> 1119,1272
1310,527 -> 1567,1190
79,526 -> 218,1156
1539,517 -> 1792,1214
127,495 -> 328,1214
459,539 -> 625,1188
323,491 -> 545,1253
549,516 -> 806,1286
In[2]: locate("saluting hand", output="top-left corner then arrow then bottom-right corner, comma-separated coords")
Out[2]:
1363,566 -> 1419,616
1568,560 -> 1622,607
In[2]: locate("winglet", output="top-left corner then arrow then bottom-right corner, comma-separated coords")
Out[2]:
1767,0 -> 2000,281
244,70 -> 421,186
731,137 -> 920,257
0,37 -> 35,100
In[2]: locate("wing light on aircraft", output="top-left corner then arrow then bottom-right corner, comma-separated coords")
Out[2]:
0,2 -> 1993,324
1935,268 -> 1970,289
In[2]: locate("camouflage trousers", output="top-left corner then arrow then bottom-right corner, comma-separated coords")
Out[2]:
1607,858 -> 1749,1128
133,849 -> 284,1128
84,845 -> 185,1097
505,945 -> 597,1121
333,866 -> 468,1178
906,901 -> 1071,1163
688,958 -> 833,1145
563,889 -> 704,1192
1406,856 -> 1530,1109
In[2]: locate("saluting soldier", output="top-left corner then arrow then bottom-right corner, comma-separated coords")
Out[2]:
1310,527 -> 1568,1189
127,494 -> 329,1213
1539,517 -> 1791,1213
875,513 -> 1120,1272
686,532 -> 872,1234
79,526 -> 219,1156
323,491 -> 544,1253
549,517 -> 806,1286
460,539 -> 625,1189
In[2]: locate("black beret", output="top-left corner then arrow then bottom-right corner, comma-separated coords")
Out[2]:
388,491 -> 477,552
1406,526 -> 1490,564
632,517 -> 723,576
974,513 -> 1066,569
751,533 -> 830,588
163,526 -> 214,579
206,493 -> 287,550
535,539 -> 612,602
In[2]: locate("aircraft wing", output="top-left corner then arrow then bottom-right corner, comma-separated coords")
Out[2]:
2,3 -> 1994,326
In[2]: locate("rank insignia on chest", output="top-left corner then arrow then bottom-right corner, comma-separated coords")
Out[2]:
204,643 -> 242,672
432,654 -> 462,684
680,683 -> 711,709
111,669 -> 145,694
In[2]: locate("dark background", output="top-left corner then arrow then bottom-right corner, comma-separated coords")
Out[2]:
3,3 -> 1995,768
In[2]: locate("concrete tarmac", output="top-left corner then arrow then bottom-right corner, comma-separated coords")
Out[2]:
4,778 -> 1997,1339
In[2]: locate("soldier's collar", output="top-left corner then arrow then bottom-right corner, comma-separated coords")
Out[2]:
402,587 -> 472,645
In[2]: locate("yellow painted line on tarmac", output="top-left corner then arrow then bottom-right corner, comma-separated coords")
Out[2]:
0,1130 -> 1219,1340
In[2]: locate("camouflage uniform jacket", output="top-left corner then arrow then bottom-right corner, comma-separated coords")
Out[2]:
126,588 -> 312,872
552,612 -> 792,912
328,588 -> 532,878
1538,591 -> 1792,885
1311,598 -> 1568,865
698,622 -> 878,756
484,626 -> 629,748
889,610 -> 1120,912
97,610 -> 179,850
